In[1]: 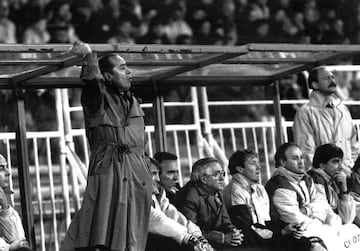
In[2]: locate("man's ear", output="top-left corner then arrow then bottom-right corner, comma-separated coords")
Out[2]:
236,166 -> 244,174
103,72 -> 112,82
199,174 -> 207,184
319,163 -> 326,170
312,81 -> 319,90
280,158 -> 286,167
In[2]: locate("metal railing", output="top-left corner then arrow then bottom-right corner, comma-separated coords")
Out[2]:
2,85 -> 360,250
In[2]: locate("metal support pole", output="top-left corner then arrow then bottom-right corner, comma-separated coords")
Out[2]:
272,81 -> 284,147
199,87 -> 212,145
152,82 -> 167,152
191,87 -> 204,159
13,85 -> 36,249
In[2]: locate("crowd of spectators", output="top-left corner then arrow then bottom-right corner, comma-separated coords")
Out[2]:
1,0 -> 360,46
2,0 -> 360,141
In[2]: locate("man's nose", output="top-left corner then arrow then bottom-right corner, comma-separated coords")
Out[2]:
126,67 -> 132,75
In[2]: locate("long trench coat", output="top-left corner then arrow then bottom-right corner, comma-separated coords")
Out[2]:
61,53 -> 152,251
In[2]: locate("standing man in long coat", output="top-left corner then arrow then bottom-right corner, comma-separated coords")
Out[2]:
61,42 -> 152,251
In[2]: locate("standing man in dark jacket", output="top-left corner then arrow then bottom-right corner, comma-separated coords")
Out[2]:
174,157 -> 244,250
61,42 -> 152,251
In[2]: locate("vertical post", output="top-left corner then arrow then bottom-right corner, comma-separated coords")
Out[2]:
152,82 -> 167,152
55,89 -> 71,226
199,87 -> 212,145
13,84 -> 36,249
191,87 -> 204,159
272,81 -> 284,147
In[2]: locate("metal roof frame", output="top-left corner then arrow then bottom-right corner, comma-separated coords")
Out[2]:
1,43 -> 359,249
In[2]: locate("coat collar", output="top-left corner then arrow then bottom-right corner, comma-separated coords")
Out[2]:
194,182 -> 222,215
273,166 -> 305,183
309,90 -> 341,108
310,168 -> 332,184
232,173 -> 258,193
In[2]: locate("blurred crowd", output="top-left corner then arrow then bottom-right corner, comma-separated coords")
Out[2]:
1,0 -> 360,46
3,0 -> 360,134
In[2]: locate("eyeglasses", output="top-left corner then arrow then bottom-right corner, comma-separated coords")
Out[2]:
205,170 -> 226,178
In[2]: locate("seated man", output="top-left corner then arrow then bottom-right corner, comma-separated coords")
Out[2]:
174,157 -> 244,250
266,143 -> 360,251
147,157 -> 213,251
223,149 -> 297,249
0,154 -> 31,251
349,156 -> 360,227
309,144 -> 356,224
154,152 -> 180,204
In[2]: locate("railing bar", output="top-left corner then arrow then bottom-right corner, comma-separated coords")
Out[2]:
252,128 -> 259,153
219,129 -> 225,151
6,139 -> 14,205
46,138 -> 59,251
230,128 -> 236,152
185,130 -> 193,177
357,124 -> 360,154
271,127 -> 276,157
283,124 -> 289,142
262,127 -> 271,182
33,138 -> 46,251
173,131 -> 183,187
207,100 -> 308,106
147,131 -> 153,157
242,128 -> 247,149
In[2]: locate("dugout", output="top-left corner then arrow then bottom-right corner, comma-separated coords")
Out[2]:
0,43 -> 359,249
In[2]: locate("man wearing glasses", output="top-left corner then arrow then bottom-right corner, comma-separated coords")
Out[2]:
308,144 -> 356,224
174,157 -> 244,250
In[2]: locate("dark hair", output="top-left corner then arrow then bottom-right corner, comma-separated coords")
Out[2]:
228,149 -> 258,175
353,155 -> 360,173
274,142 -> 299,168
153,152 -> 177,163
191,157 -> 220,182
313,143 -> 343,169
149,157 -> 160,169
308,66 -> 324,89
98,53 -> 120,74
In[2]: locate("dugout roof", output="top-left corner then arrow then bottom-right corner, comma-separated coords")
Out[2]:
0,43 -> 358,89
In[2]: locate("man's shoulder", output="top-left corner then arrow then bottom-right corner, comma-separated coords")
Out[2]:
174,182 -> 200,208
307,169 -> 327,186
265,175 -> 297,194
176,182 -> 198,199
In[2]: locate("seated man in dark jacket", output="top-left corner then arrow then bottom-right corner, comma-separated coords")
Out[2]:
174,157 -> 244,250
309,144 -> 356,225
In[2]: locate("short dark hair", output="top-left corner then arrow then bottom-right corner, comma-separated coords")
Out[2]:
149,157 -> 160,170
308,66 -> 325,89
353,155 -> 360,173
98,54 -> 120,74
191,157 -> 220,182
228,149 -> 258,175
274,142 -> 299,168
153,152 -> 177,164
313,144 -> 343,169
